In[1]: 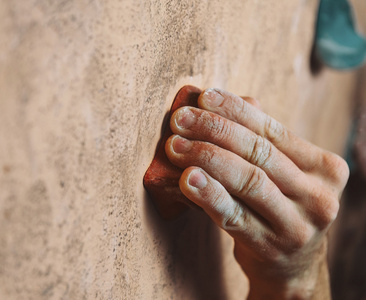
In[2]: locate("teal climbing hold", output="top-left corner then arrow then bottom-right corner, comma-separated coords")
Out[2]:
315,0 -> 366,70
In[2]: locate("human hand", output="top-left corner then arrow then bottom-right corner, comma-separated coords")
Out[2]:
165,88 -> 349,299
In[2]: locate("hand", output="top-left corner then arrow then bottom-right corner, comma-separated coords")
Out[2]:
165,88 -> 349,299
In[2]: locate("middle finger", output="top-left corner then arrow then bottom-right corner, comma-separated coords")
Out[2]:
170,106 -> 308,198
165,134 -> 299,227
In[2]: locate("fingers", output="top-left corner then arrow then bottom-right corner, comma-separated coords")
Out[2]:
165,135 -> 299,227
170,106 -> 308,198
179,167 -> 316,259
198,88 -> 325,172
241,96 -> 261,110
179,166 -> 269,244
163,87 -> 347,287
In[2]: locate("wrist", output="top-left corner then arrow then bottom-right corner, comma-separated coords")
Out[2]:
235,242 -> 331,300
248,257 -> 330,300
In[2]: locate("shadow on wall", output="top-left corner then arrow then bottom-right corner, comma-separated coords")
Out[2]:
143,190 -> 229,300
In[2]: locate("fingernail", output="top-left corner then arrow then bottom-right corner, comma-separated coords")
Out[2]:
175,108 -> 196,129
188,169 -> 207,189
202,88 -> 224,108
172,136 -> 193,153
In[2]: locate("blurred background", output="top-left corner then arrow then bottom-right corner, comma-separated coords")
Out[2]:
329,65 -> 366,299
327,2 -> 366,300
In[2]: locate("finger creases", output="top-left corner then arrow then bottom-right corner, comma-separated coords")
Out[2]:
170,106 -> 309,198
165,135 -> 300,227
179,166 -> 269,242
197,88 -> 326,172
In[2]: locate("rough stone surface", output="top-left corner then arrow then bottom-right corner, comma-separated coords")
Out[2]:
0,1 -> 361,299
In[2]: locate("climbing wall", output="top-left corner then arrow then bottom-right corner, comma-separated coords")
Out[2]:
0,1 -> 361,299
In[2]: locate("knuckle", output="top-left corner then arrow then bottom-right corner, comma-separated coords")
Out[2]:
280,224 -> 314,254
319,152 -> 350,187
317,198 -> 340,228
308,189 -> 340,228
221,205 -> 245,231
289,226 -> 314,252
264,116 -> 287,143
249,136 -> 273,167
238,167 -> 267,197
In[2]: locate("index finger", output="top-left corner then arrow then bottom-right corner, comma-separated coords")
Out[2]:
198,88 -> 324,172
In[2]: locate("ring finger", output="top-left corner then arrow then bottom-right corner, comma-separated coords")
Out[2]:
165,134 -> 300,228
170,107 -> 308,198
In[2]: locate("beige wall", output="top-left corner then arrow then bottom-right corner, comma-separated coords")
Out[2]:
0,1 -> 360,299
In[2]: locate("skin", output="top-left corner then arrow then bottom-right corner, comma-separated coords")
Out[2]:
355,111 -> 366,179
164,88 -> 349,299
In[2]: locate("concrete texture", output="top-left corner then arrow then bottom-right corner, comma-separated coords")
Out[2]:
0,1 -> 361,299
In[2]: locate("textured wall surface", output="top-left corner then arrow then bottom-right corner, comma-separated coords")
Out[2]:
0,1 -> 360,299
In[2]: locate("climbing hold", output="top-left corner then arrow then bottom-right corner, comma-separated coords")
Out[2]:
143,85 -> 202,219
315,0 -> 366,70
